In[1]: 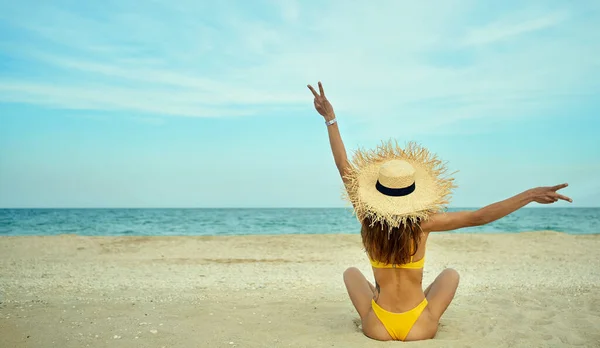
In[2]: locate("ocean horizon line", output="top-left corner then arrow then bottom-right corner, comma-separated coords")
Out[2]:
2,207 -> 597,236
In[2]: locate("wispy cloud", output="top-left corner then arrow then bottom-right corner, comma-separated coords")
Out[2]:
461,12 -> 568,46
0,0 -> 598,133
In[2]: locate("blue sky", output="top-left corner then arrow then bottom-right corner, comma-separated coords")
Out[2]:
0,0 -> 599,208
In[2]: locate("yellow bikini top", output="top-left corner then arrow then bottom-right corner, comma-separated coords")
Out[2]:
369,252 -> 425,269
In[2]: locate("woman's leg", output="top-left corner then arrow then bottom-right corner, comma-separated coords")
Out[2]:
343,267 -> 375,320
423,268 -> 460,321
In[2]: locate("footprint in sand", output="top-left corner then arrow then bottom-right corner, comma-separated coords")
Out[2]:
352,318 -> 362,332
533,318 -> 553,326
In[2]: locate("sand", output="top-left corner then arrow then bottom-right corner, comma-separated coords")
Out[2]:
1,232 -> 599,348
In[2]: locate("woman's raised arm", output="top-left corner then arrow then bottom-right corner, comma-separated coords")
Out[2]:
307,81 -> 351,185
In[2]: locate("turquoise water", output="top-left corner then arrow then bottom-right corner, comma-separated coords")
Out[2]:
0,208 -> 598,236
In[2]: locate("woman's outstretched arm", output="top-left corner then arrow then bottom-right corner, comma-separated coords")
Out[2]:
421,184 -> 573,232
307,81 -> 351,184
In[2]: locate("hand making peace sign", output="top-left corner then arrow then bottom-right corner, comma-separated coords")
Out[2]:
307,81 -> 335,121
530,183 -> 573,204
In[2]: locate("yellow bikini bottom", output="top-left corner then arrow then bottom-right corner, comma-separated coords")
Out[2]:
371,298 -> 428,341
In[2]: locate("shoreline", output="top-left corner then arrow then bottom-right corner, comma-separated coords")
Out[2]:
2,229 -> 599,238
1,232 -> 599,347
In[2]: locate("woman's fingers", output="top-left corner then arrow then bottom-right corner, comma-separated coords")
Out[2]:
308,82 -> 327,99
551,183 -> 568,191
538,196 -> 555,204
556,194 -> 573,202
307,84 -> 319,98
318,81 -> 325,96
545,193 -> 572,203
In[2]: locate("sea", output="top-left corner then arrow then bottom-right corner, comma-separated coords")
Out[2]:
0,208 -> 598,236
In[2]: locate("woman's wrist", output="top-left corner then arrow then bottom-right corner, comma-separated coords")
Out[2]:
523,189 -> 537,203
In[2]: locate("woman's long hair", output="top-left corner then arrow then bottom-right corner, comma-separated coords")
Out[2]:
361,216 -> 423,265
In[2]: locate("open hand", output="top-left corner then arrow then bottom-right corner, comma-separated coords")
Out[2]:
307,81 -> 335,121
530,183 -> 572,204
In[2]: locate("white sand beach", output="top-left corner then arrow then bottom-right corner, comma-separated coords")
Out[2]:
1,232 -> 599,348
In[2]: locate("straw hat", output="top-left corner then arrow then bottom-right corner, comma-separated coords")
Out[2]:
343,139 -> 456,228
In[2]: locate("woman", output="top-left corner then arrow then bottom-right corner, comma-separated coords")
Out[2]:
307,81 -> 572,341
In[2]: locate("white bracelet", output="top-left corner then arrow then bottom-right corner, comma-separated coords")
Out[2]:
325,118 -> 337,126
